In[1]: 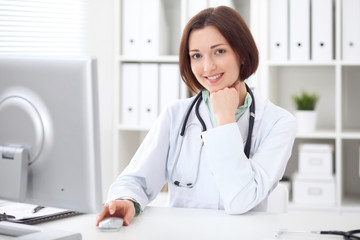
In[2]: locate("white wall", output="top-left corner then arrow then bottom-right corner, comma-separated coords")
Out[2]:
88,0 -> 115,201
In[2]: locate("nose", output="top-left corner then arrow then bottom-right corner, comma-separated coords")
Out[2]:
203,56 -> 216,73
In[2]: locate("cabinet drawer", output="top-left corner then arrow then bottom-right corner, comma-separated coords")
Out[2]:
299,144 -> 333,175
293,175 -> 336,205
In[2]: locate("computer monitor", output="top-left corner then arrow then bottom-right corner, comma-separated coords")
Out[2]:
0,56 -> 103,239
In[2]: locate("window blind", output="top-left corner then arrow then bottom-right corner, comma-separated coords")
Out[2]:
0,0 -> 89,55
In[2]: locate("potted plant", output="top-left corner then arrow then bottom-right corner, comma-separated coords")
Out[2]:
293,91 -> 319,132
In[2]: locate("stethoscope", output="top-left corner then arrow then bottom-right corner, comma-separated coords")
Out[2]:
275,229 -> 360,239
171,83 -> 255,188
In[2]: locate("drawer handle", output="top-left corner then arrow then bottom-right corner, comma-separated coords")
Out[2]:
309,158 -> 322,166
308,188 -> 322,196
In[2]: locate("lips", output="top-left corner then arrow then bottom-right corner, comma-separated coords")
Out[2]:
205,73 -> 224,83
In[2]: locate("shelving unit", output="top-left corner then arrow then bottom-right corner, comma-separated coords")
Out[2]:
261,0 -> 360,213
113,0 -> 185,175
113,0 -> 359,212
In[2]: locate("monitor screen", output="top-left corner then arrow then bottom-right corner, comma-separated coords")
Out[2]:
0,56 -> 102,213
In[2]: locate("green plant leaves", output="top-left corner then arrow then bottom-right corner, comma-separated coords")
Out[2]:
292,91 -> 319,110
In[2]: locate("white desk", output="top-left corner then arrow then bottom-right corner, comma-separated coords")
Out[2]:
38,207 -> 360,240
2,206 -> 360,240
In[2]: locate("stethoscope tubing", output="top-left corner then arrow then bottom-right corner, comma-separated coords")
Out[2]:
244,83 -> 255,158
171,83 -> 255,188
180,93 -> 202,136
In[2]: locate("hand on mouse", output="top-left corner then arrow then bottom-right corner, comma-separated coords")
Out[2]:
96,199 -> 135,226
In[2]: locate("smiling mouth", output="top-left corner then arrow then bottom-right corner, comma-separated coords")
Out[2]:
205,73 -> 224,82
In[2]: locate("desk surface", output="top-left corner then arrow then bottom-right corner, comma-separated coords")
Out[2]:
3,206 -> 360,240
39,207 -> 360,240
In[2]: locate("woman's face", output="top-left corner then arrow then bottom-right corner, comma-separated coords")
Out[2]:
188,25 -> 240,93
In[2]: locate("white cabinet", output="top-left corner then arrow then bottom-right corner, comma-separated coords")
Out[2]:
261,0 -> 360,213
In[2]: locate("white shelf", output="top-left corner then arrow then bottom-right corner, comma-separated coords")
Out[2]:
268,61 -> 360,67
340,61 -> 360,66
118,55 -> 179,63
288,202 -> 339,213
341,131 -> 360,139
268,61 -> 337,66
288,196 -> 360,213
117,124 -> 151,131
296,130 -> 337,139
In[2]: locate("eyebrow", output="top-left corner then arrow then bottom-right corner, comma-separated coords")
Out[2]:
189,43 -> 227,52
210,43 -> 226,49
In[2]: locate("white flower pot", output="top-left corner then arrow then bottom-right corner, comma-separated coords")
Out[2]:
295,110 -> 317,132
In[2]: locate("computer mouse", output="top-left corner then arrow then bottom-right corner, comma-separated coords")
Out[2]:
98,217 -> 124,232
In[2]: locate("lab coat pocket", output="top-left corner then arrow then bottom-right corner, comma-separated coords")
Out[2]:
172,122 -> 203,186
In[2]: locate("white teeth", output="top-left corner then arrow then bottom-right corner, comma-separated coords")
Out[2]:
207,73 -> 222,80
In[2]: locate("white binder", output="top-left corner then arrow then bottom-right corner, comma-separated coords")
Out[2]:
140,0 -> 168,56
187,0 -> 208,22
139,64 -> 159,126
342,0 -> 360,60
122,0 -> 168,57
208,0 -> 235,8
159,64 -> 180,112
121,63 -> 140,125
289,0 -> 310,61
312,0 -> 333,61
122,0 -> 141,56
269,0 -> 288,61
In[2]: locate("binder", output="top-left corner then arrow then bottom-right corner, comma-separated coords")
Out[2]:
342,0 -> 360,60
289,0 -> 310,61
312,0 -> 333,61
159,64 -> 180,112
121,63 -> 140,125
139,64 -> 159,126
122,0 -> 168,57
140,0 -> 168,56
269,0 -> 288,61
122,0 -> 141,56
208,0 -> 235,8
187,0 -> 208,21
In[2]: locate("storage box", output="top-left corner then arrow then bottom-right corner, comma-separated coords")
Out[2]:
299,143 -> 333,176
292,173 -> 336,205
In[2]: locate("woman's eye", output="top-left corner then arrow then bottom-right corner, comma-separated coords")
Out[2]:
192,53 -> 201,59
216,49 -> 225,54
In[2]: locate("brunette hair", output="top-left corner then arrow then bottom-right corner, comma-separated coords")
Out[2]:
179,6 -> 259,93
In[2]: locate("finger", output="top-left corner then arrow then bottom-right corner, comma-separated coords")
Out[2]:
95,204 -> 109,226
108,200 -> 118,215
122,207 -> 135,226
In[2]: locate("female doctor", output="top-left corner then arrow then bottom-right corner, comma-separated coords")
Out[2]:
96,6 -> 296,226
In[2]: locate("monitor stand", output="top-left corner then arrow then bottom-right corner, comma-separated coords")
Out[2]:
0,221 -> 81,240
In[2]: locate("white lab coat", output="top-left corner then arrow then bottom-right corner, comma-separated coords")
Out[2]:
107,89 -> 296,214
